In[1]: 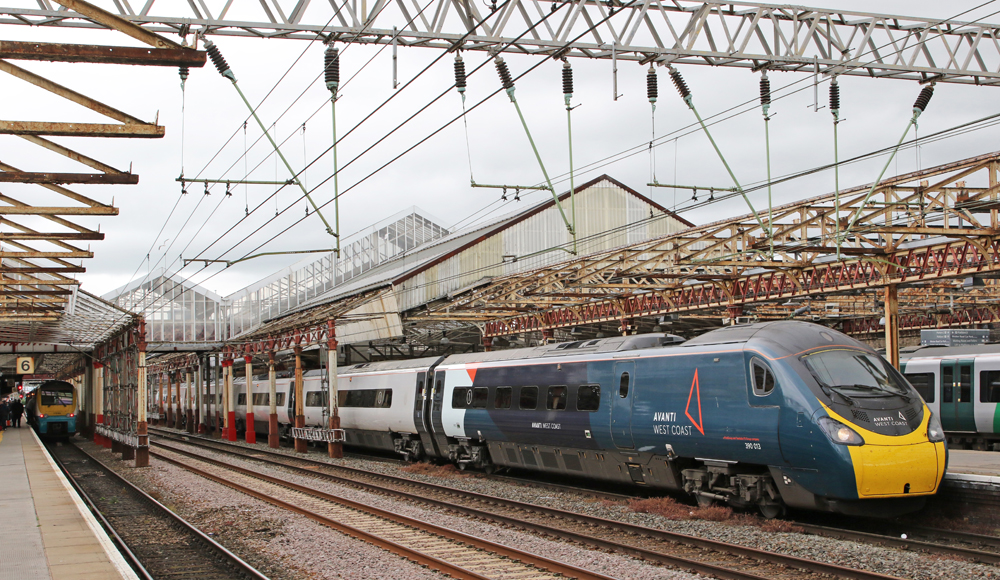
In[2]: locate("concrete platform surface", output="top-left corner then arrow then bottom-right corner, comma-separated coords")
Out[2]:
0,427 -> 137,580
946,449 -> 1000,485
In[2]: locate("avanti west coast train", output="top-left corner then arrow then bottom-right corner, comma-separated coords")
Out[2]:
26,379 -> 77,440
199,321 -> 944,517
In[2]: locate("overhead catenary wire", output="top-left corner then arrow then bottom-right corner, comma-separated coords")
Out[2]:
99,0 -> 992,338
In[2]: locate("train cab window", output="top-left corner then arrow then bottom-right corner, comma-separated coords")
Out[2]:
546,386 -> 567,410
960,366 -> 972,403
904,373 -> 935,403
472,387 -> 488,408
751,358 -> 775,396
237,393 -> 246,405
452,387 -> 470,409
577,385 -> 600,411
981,371 -> 1000,403
39,388 -> 73,406
618,373 -> 630,398
943,367 -> 954,403
519,386 -> 538,410
494,387 -> 512,409
306,391 -> 328,407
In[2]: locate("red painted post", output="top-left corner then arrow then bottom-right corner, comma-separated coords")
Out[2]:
93,362 -> 104,446
244,355 -> 256,444
186,368 -> 195,434
267,350 -> 279,449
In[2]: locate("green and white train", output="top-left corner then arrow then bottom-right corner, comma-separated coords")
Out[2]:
901,344 -> 1000,450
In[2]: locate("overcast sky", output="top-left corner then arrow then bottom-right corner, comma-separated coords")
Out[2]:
4,0 -> 1000,299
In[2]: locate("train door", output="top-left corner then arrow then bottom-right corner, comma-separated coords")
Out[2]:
610,361 -> 636,449
414,371 -> 442,458
941,359 -> 977,432
287,380 -> 296,426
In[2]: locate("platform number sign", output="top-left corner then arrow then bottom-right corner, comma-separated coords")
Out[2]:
16,357 -> 34,375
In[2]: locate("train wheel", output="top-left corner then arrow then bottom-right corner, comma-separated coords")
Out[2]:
759,503 -> 785,519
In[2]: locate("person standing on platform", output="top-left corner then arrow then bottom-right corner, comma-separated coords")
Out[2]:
0,399 -> 8,431
10,398 -> 24,428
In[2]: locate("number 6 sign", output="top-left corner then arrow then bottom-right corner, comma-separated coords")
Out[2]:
16,357 -> 34,375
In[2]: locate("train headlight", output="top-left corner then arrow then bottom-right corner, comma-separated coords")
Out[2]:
818,416 -> 865,446
926,412 -> 945,443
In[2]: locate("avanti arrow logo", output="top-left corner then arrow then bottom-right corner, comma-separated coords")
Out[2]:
685,368 -> 705,435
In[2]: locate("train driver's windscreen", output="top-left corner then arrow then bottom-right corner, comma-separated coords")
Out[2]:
40,388 -> 73,406
802,349 -> 911,397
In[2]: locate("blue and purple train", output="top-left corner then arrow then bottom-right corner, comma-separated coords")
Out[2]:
221,321 -> 945,517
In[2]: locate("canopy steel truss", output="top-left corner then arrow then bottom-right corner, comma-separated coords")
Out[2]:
4,1 -> 1000,86
0,0 -> 204,344
411,151 -> 1000,337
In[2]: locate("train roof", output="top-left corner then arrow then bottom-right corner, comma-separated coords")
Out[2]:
339,356 -> 444,375
440,333 -> 685,366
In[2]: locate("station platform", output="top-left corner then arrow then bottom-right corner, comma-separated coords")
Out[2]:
0,427 -> 136,580
946,449 -> 1000,484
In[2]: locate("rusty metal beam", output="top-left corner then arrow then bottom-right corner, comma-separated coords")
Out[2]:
0,266 -> 85,274
0,232 -> 104,241
0,121 -> 164,138
0,251 -> 93,259
0,41 -> 205,67
0,206 -> 118,216
18,135 -> 124,174
52,0 -> 184,50
0,172 -> 137,185
0,289 -> 72,296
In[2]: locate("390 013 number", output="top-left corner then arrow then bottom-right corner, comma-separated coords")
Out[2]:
745,442 -> 761,450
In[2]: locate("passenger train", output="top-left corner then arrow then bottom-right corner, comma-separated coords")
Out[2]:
901,343 -> 1000,450
26,379 -> 77,440
175,322 -> 945,517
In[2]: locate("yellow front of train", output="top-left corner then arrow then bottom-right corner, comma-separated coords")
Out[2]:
823,403 -> 947,498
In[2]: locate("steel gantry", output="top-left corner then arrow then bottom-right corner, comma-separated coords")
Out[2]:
4,1 -> 1000,86
411,152 -> 1000,357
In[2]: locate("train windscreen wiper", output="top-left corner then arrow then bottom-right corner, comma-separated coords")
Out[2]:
823,384 -> 856,405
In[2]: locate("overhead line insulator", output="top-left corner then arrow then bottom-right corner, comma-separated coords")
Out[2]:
759,73 -> 770,106
829,79 -> 840,113
325,45 -> 340,92
495,57 -> 514,91
204,39 -> 234,81
669,68 -> 691,107
646,66 -> 657,104
913,84 -> 934,114
179,65 -> 190,86
454,55 -> 467,93
563,60 -> 573,99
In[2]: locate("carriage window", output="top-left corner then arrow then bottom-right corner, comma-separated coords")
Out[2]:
435,379 -> 443,395
577,385 -> 600,411
472,387 -> 489,408
275,393 -> 286,406
960,366 -> 972,403
981,371 -> 1000,403
306,391 -> 328,407
618,373 -> 630,398
252,393 -> 270,406
751,358 -> 775,396
494,387 -> 512,409
519,386 -> 538,410
39,389 -> 73,406
904,373 -> 935,403
237,393 -> 246,405
339,389 -> 391,408
546,386 -> 567,410
943,367 -> 954,403
452,387 -> 470,409
417,378 -> 425,398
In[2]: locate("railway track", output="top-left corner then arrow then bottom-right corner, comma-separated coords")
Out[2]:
149,444 -> 615,580
47,441 -> 268,580
149,428 -> 907,580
